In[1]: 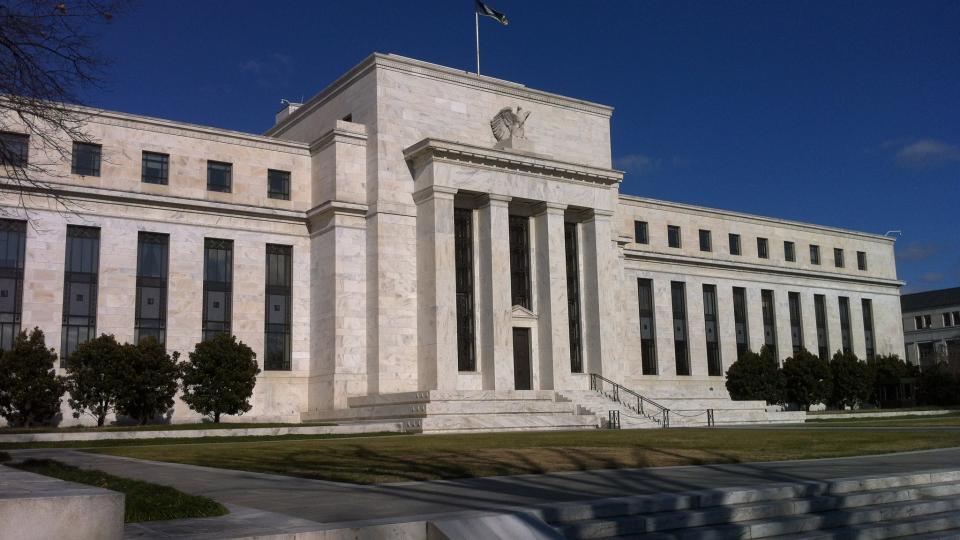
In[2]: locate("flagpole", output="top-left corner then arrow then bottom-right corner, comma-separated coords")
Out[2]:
475,11 -> 480,75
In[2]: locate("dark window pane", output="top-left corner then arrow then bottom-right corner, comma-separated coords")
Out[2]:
268,169 -> 291,200
142,152 -> 169,184
757,238 -> 769,259
703,285 -> 722,376
0,220 -> 26,351
729,234 -> 741,256
857,251 -> 867,271
454,209 -> 475,372
207,161 -> 232,193
671,281 -> 690,376
135,232 -> 168,345
61,226 -> 100,363
565,222 -> 583,373
810,245 -> 821,265
814,294 -> 829,360
202,238 -> 233,341
789,292 -> 803,354
264,244 -> 292,370
733,287 -> 749,359
509,216 -> 531,309
839,296 -> 852,353
71,142 -> 101,176
668,225 -> 681,248
638,278 -> 657,375
634,221 -> 648,244
784,241 -> 795,262
761,289 -> 777,360
834,248 -> 845,268
0,132 -> 29,166
862,298 -> 875,360
699,229 -> 712,252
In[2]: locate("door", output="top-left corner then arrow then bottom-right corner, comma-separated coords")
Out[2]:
512,327 -> 532,390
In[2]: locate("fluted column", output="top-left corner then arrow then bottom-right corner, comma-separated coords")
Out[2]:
478,194 -> 513,390
533,202 -> 570,390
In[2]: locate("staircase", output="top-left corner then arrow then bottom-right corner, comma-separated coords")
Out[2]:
534,469 -> 960,539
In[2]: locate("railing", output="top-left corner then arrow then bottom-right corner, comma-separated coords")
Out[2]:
590,373 -> 671,428
607,410 -> 621,429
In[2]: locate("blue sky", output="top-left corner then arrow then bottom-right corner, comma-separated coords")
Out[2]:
82,1 -> 959,293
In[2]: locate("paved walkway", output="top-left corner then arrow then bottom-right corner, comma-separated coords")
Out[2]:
11,446 -> 960,528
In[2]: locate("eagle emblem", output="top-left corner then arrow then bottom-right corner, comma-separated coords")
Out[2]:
490,106 -> 531,142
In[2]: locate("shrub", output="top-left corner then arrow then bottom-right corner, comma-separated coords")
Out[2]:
115,337 -> 181,425
725,345 -> 784,404
829,350 -> 873,409
782,349 -> 832,411
0,328 -> 65,427
180,334 -> 259,423
867,354 -> 919,405
65,334 -> 125,427
917,362 -> 960,406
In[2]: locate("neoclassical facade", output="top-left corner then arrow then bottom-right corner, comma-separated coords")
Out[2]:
0,54 -> 905,425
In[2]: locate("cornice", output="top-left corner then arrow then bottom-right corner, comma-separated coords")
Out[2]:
309,121 -> 368,153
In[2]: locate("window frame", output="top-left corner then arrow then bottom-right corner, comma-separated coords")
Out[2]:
134,232 -> 169,345
0,219 -> 26,351
454,208 -> 476,372
0,132 -> 29,167
698,229 -> 712,252
784,241 -> 795,262
634,220 -> 648,245
757,237 -> 769,259
857,251 -> 867,271
638,278 -> 658,375
810,244 -> 821,265
264,244 -> 293,371
565,222 -> 584,373
202,238 -> 233,341
206,160 -> 233,193
141,151 -> 169,185
71,142 -> 102,177
61,225 -> 101,364
834,248 -> 845,268
729,233 -> 741,256
671,281 -> 690,376
667,225 -> 681,249
267,169 -> 291,200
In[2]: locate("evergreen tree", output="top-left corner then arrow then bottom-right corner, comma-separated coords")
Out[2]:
782,349 -> 832,411
0,328 -> 65,427
181,334 -> 259,423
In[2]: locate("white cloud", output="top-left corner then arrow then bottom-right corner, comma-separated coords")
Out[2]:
614,153 -> 660,175
887,138 -> 960,168
895,242 -> 939,262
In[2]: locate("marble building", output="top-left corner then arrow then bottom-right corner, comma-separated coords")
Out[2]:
0,54 -> 905,428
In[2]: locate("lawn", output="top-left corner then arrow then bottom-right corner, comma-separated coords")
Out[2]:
92,427 -> 960,484
0,431 -> 402,451
805,412 -> 960,427
9,459 -> 228,522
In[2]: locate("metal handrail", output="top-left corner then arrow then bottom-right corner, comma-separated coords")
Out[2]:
589,373 -> 671,428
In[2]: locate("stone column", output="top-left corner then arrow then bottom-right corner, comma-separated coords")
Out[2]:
477,194 -> 513,390
533,203 -> 570,390
580,210 -> 620,381
415,186 -> 458,391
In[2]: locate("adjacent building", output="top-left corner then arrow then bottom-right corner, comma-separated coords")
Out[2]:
901,287 -> 960,369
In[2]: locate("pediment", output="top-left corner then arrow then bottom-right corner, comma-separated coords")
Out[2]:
511,305 -> 537,319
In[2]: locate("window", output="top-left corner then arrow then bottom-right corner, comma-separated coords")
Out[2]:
508,216 -> 531,310
0,220 -> 26,351
634,221 -> 648,244
699,229 -> 712,252
784,241 -> 795,262
862,299 -> 875,360
61,226 -> 100,363
202,238 -> 233,341
565,222 -> 583,373
455,209 -> 476,372
142,152 -> 169,184
733,287 -> 749,359
207,161 -> 232,193
265,244 -> 292,371
757,237 -> 769,259
955,312 -> 960,327
925,314 -> 932,328
671,281 -> 690,376
71,142 -> 101,176
857,251 -> 867,271
667,225 -> 681,248
814,295 -> 829,360
703,284 -> 722,376
729,233 -> 741,256
0,132 -> 29,166
944,313 -> 952,327
834,248 -> 845,268
134,232 -> 169,345
268,169 -> 291,200
761,289 -> 778,360
788,292 -> 803,354
915,315 -> 925,330
637,278 -> 657,375
810,244 -> 821,265
838,296 -> 852,354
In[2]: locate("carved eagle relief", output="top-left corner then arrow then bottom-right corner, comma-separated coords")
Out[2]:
490,106 -> 531,142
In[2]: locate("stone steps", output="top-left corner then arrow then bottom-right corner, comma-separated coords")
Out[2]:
421,413 -> 599,434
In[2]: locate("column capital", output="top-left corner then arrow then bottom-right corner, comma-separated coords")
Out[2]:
479,193 -> 512,207
586,208 -> 615,220
412,185 -> 458,205
533,201 -> 568,215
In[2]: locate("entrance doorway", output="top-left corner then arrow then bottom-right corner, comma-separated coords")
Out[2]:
512,327 -> 532,390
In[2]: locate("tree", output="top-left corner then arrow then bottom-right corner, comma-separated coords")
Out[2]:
782,349 -> 832,411
917,361 -> 959,407
725,345 -> 785,404
180,334 -> 259,423
64,334 -> 124,426
829,350 -> 873,409
868,354 -> 919,406
0,328 -> 64,427
115,337 -> 181,425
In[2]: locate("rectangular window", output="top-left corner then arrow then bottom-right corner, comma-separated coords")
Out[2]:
264,244 -> 292,370
0,220 -> 26,351
667,225 -> 681,248
733,287 -> 749,359
862,298 -> 875,360
924,314 -> 932,328
834,248 -> 845,268
729,233 -> 741,256
508,216 -> 531,310
857,251 -> 867,271
788,292 -> 803,354
141,151 -> 169,185
839,296 -> 852,354
703,284 -> 722,376
699,229 -> 712,252
134,232 -> 169,345
761,289 -> 778,359
71,142 -> 101,176
810,244 -> 821,265
671,281 -> 690,376
954,312 -> 960,327
784,241 -> 795,262
944,313 -> 952,327
915,315 -> 923,330
454,209 -> 476,372
565,222 -> 583,373
757,237 -> 769,259
61,226 -> 100,363
638,278 -> 657,375
267,169 -> 291,200
814,294 -> 829,360
207,161 -> 232,193
0,132 -> 29,166
634,220 -> 648,244
202,238 -> 233,341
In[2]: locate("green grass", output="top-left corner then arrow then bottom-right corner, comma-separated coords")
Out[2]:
805,412 -> 960,427
0,431 -> 402,451
9,459 -> 228,523
91,427 -> 960,485
0,421 -> 334,435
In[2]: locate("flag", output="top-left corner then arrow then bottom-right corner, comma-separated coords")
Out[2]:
476,0 -> 508,25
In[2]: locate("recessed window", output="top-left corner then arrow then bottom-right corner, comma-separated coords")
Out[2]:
264,244 -> 292,371
135,232 -> 169,345
71,142 -> 101,176
638,278 -> 657,375
455,208 -> 476,372
729,233 -> 741,256
634,221 -> 648,244
810,244 -> 821,265
0,219 -> 26,351
699,229 -> 712,252
0,132 -> 29,166
207,161 -> 232,193
834,248 -> 845,268
509,216 -> 531,310
142,152 -> 169,185
757,237 -> 769,259
857,251 -> 867,271
667,225 -> 681,248
202,238 -> 233,341
784,241 -> 795,262
267,169 -> 291,200
943,313 -> 952,327
61,225 -> 100,363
